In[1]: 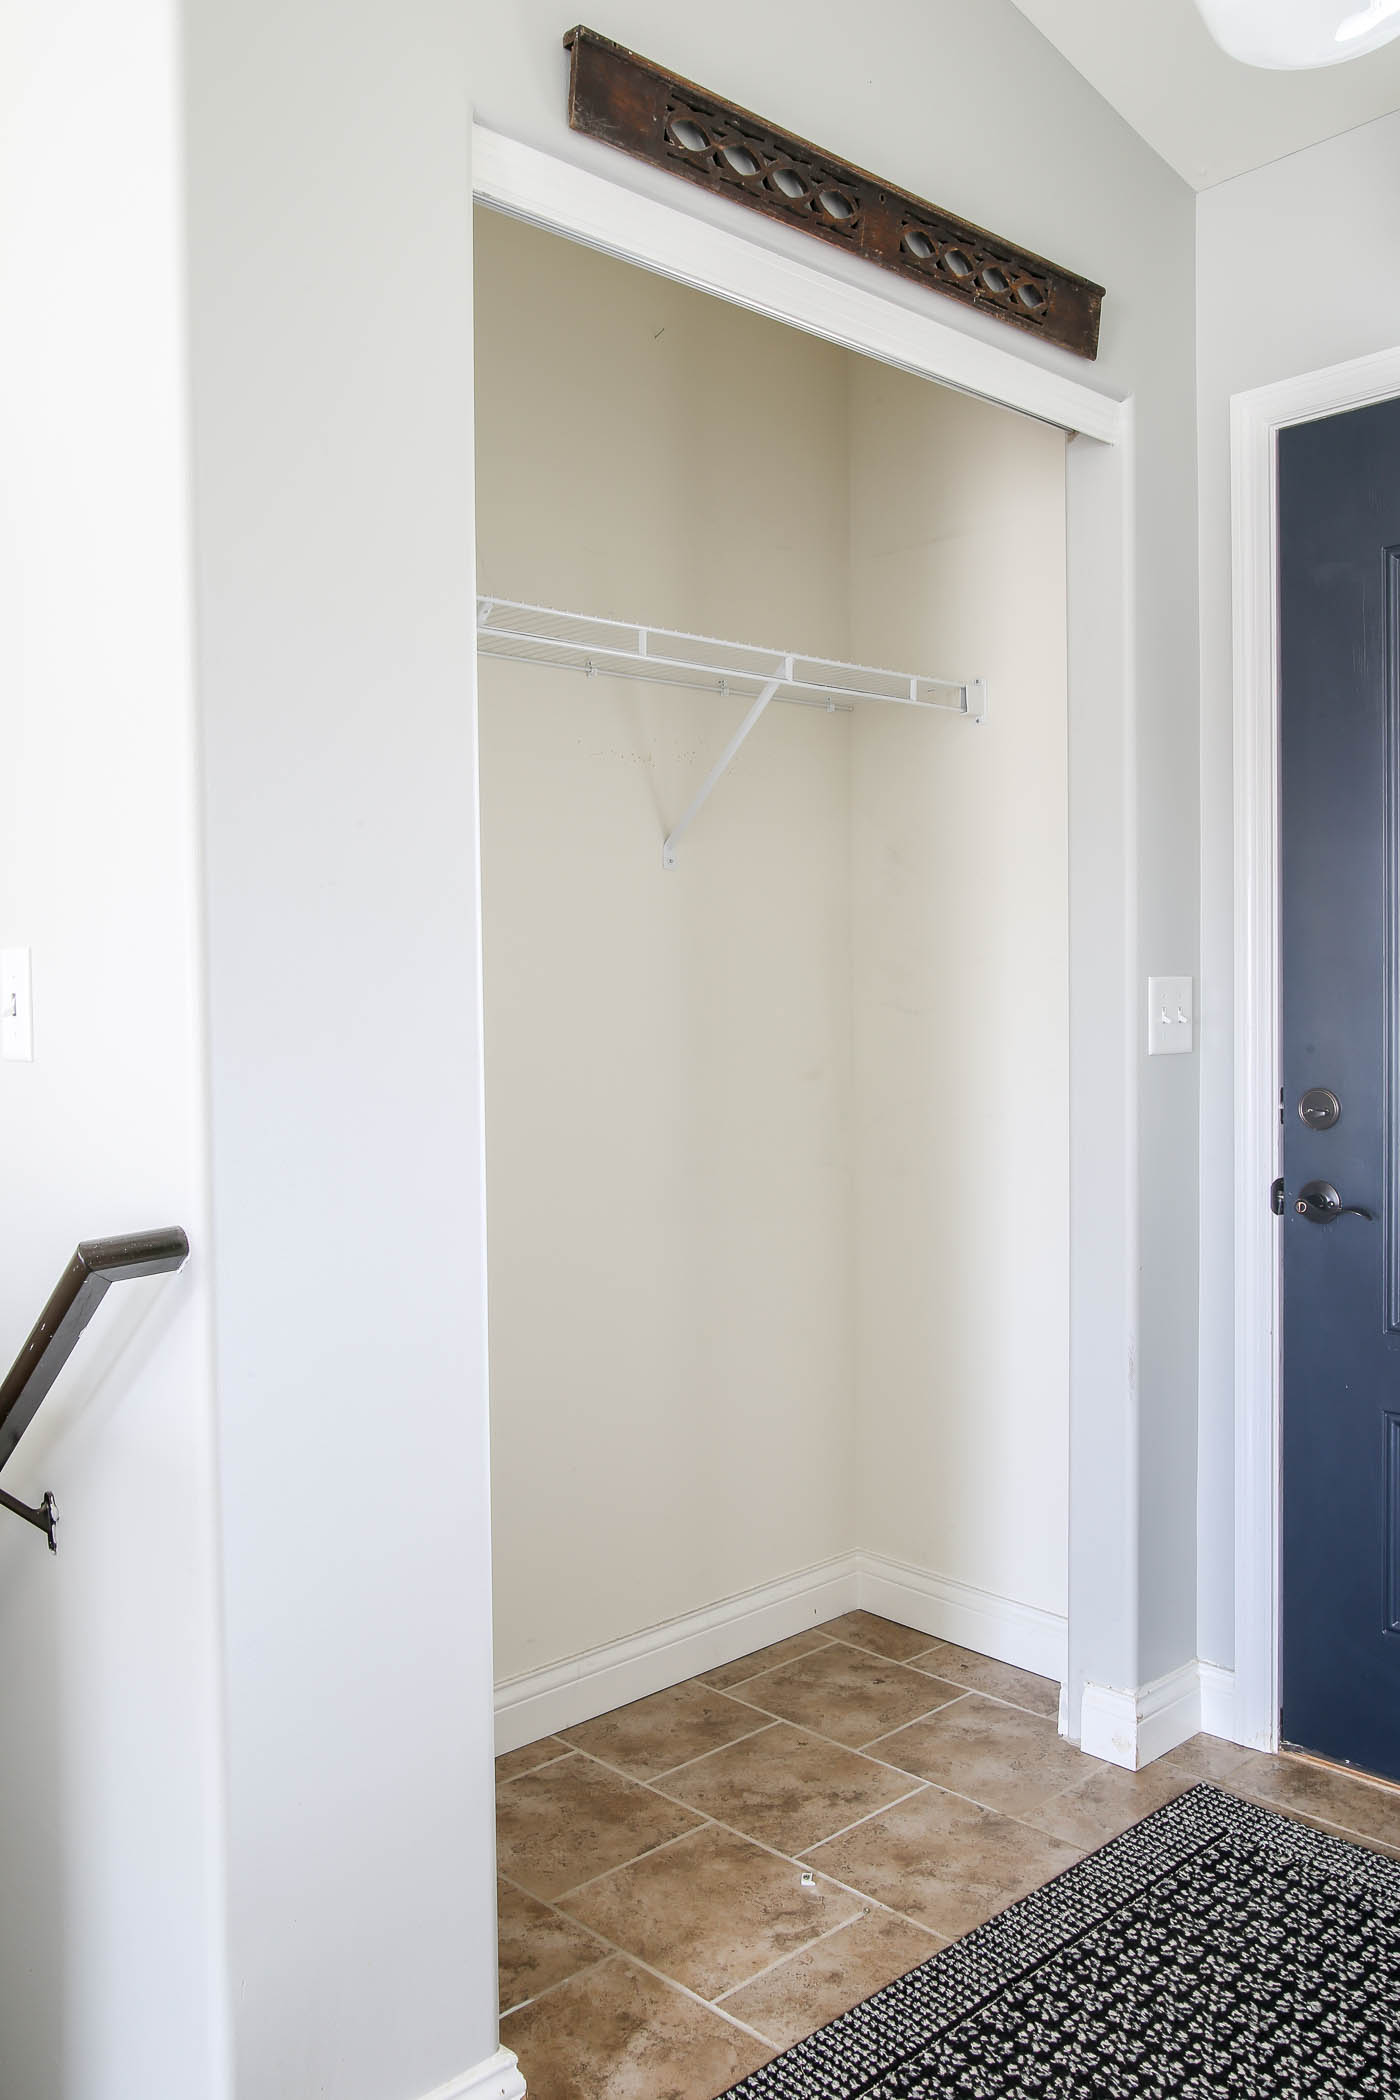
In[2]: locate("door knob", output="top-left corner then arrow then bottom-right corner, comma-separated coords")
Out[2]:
1294,1179 -> 1374,1223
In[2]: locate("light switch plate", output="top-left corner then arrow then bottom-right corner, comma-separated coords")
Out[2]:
1147,975 -> 1193,1056
2,948 -> 33,1061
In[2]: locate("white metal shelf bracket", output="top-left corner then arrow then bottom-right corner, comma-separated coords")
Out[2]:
475,599 -> 985,867
663,676 -> 784,870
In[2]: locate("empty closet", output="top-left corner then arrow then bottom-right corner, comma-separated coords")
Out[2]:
473,205 -> 1070,1733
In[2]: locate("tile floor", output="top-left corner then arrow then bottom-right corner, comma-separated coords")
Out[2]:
496,1610 -> 1400,2100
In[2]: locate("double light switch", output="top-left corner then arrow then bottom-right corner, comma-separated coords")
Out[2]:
1147,975 -> 1193,1056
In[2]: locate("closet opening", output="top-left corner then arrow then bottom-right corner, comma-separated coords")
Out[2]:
476,202 -> 1072,2088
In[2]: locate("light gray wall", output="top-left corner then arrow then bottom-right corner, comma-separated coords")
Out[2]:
0,3 -> 231,2094
1196,109 -> 1400,1670
183,2 -> 499,2094
0,1 -> 1203,2090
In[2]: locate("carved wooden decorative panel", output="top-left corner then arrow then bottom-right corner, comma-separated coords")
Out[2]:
563,26 -> 1104,361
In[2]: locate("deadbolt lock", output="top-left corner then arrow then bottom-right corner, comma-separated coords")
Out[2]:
1298,1087 -> 1342,1130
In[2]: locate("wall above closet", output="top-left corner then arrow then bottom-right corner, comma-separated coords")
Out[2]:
476,595 -> 985,866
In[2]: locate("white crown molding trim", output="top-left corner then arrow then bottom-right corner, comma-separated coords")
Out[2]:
1079,1662 -> 1204,1771
494,1553 -> 1069,1752
493,1555 -> 860,1753
470,126 -> 1126,448
1231,340 -> 1400,1757
855,1553 -> 1067,1682
416,2046 -> 525,2100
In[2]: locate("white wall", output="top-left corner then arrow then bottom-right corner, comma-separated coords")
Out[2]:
1196,110 -> 1400,1671
0,4 -> 231,2095
849,373 -> 1070,1621
476,214 -> 859,1681
182,3 -> 499,2095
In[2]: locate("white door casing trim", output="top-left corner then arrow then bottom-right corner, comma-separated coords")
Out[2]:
1231,343 -> 1400,1753
471,129 -> 1126,446
470,121 -> 1137,1751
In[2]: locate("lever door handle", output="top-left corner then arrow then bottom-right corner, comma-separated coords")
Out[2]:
1294,1179 -> 1374,1223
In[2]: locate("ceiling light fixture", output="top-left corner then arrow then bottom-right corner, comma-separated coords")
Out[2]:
1195,0 -> 1400,66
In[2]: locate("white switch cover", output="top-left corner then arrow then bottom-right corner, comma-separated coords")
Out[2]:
2,949 -> 33,1061
1147,975 -> 1193,1056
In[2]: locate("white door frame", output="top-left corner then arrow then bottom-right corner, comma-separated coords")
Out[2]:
1232,343 -> 1400,1753
470,125 -> 1140,1741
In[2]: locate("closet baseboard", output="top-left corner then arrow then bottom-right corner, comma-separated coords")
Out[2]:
854,1553 -> 1068,1683
493,1555 -> 861,1754
494,1551 -> 1069,1753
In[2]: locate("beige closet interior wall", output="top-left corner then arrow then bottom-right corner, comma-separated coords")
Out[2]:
475,209 -> 1069,1686
848,370 -> 1070,1618
475,210 -> 858,1682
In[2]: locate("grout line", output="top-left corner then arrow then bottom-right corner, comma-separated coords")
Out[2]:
646,1721 -> 783,1784
709,1909 -> 876,2020
700,1632 -> 838,1689
503,1925 -> 779,2047
496,1747 -> 575,1787
791,1781 -> 930,1854
546,1811 -> 719,1901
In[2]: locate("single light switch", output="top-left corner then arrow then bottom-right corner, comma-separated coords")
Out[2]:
1147,975 -> 1193,1056
2,949 -> 33,1061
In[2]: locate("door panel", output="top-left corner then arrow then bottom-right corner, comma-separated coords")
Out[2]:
1279,395 -> 1400,1782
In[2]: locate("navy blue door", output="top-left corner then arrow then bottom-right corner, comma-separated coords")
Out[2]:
1279,394 -> 1400,1782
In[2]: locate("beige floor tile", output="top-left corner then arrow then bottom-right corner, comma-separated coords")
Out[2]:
655,1723 -> 922,1854
718,1909 -> 945,2049
497,1736 -> 571,1783
871,1693 -> 1091,1817
805,1785 -> 1081,1940
496,1753 -> 702,1900
1226,1749 -> 1400,1848
1159,1733 -> 1254,1784
821,1611 -> 935,1663
559,1823 -> 863,1999
559,1680 -> 767,1779
907,1642 -> 1059,1721
502,1955 -> 771,2100
497,1877 -> 607,2012
1021,1760 -> 1195,1849
1254,1804 -> 1400,1860
735,1642 -> 960,1749
703,1631 -> 834,1689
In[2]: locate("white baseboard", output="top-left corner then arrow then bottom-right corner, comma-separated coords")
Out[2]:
494,1555 -> 861,1752
855,1552 -> 1068,1682
1080,1659 -> 1245,1772
494,1550 -> 1068,1753
418,2046 -> 525,2100
1198,1660 -> 1238,1743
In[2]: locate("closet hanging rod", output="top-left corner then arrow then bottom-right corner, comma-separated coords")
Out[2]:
475,596 -> 986,867
476,598 -> 986,721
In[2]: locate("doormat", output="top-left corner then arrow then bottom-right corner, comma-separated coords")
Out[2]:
723,1784 -> 1400,2097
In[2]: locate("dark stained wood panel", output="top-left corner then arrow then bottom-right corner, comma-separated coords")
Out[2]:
563,26 -> 1103,361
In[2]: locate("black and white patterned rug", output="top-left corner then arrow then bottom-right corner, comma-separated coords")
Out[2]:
724,1783 -> 1400,2098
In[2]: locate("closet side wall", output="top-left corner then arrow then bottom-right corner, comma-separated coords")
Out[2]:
849,371 -> 1070,1624
475,213 -> 859,1683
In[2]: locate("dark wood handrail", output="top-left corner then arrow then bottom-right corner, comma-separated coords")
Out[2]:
0,1228 -> 190,1550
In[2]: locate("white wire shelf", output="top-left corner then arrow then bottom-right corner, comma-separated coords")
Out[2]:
475,596 -> 986,867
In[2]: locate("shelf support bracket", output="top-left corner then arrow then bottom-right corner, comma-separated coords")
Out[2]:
663,676 -> 783,869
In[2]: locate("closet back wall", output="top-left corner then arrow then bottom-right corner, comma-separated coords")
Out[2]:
476,209 -> 1070,1690
475,210 -> 858,1681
